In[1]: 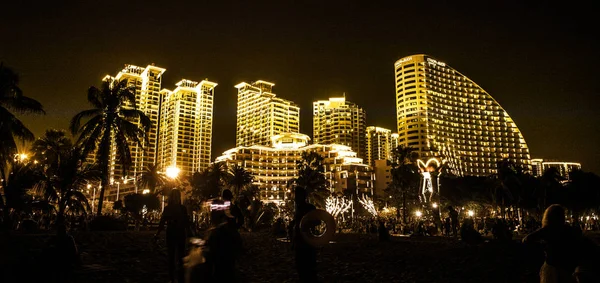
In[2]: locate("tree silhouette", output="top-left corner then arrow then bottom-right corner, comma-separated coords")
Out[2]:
70,79 -> 151,216
0,63 -> 44,163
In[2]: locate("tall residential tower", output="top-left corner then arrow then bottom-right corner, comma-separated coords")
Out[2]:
235,80 -> 300,147
365,126 -> 393,166
102,64 -> 166,181
313,97 -> 367,159
157,79 -> 217,177
394,55 -> 530,176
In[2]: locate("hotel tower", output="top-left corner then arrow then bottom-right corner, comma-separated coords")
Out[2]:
394,54 -> 531,176
313,97 -> 367,159
365,126 -> 394,166
157,79 -> 217,177
235,80 -> 300,147
102,64 -> 166,182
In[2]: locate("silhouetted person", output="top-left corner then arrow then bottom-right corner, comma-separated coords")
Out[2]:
378,220 -> 390,241
204,203 -> 243,282
523,204 -> 583,283
460,218 -> 483,245
156,189 -> 193,283
444,217 -> 451,237
222,189 -> 244,230
448,206 -> 459,237
292,187 -> 318,282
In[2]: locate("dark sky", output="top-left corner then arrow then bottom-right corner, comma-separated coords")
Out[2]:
2,1 -> 599,174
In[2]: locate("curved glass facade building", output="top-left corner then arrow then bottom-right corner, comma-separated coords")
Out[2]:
394,54 -> 531,176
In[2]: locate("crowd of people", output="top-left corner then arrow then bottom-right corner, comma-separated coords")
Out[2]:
3,187 -> 599,283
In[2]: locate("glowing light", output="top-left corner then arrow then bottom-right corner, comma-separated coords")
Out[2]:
142,189 -> 150,194
326,195 -> 353,218
166,166 -> 181,179
358,194 -> 377,217
468,210 -> 474,217
87,184 -> 92,189
415,211 -> 423,217
432,202 -> 438,208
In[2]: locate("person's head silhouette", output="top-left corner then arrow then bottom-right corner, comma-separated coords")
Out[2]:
542,204 -> 566,228
168,188 -> 182,206
222,189 -> 233,201
294,187 -> 307,204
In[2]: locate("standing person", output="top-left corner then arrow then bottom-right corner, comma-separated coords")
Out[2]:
448,206 -> 459,237
221,189 -> 244,230
291,187 -> 318,282
155,189 -> 193,283
523,204 -> 583,283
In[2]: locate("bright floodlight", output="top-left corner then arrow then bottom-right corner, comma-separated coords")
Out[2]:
166,166 -> 181,179
468,210 -> 474,217
415,211 -> 422,217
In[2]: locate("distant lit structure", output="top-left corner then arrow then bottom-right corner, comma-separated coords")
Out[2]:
313,97 -> 367,159
157,79 -> 217,177
373,159 -> 392,197
531,158 -> 582,181
235,80 -> 300,147
215,133 -> 373,204
394,54 -> 531,176
100,64 -> 166,198
366,126 -> 394,166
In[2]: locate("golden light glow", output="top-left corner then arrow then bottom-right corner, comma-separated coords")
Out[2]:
142,189 -> 150,194
467,210 -> 474,217
432,202 -> 438,208
166,166 -> 181,179
415,210 -> 423,217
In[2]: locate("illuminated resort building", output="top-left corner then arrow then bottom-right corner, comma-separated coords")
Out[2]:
313,97 -> 367,159
215,133 -> 374,204
157,79 -> 217,177
235,80 -> 300,147
394,55 -> 531,176
531,159 -> 582,181
100,64 -> 166,200
366,126 -> 394,166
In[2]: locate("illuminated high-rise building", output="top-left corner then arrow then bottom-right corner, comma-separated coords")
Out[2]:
313,97 -> 367,159
235,80 -> 300,147
394,55 -> 531,176
390,133 -> 400,152
366,126 -> 393,166
100,64 -> 165,199
157,79 -> 217,177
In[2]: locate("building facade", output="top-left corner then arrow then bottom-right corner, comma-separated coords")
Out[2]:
157,79 -> 217,177
531,158 -> 582,181
394,54 -> 531,176
235,80 -> 300,147
215,133 -> 373,204
366,126 -> 393,166
100,64 -> 166,199
313,97 -> 367,159
373,159 -> 392,197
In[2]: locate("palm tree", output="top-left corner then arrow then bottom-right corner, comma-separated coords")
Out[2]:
70,79 -> 151,216
138,164 -> 167,195
207,163 -> 228,193
31,129 -> 73,173
0,158 -> 40,229
227,164 -> 253,197
291,151 -> 330,207
386,145 -> 419,223
539,167 -> 564,208
0,63 -> 45,162
34,148 -> 100,233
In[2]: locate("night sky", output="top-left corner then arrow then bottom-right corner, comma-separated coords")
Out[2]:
2,1 -> 599,174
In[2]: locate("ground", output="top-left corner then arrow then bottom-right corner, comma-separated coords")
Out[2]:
1,231 -> 548,282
